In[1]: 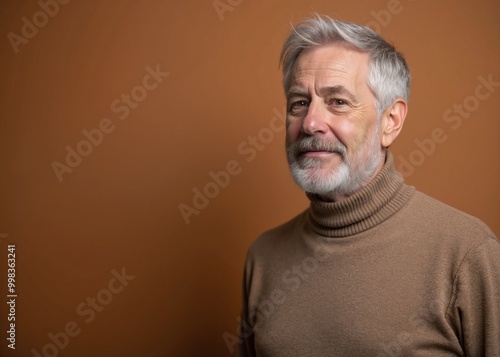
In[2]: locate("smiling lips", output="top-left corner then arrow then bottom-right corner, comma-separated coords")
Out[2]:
288,136 -> 347,161
300,149 -> 336,158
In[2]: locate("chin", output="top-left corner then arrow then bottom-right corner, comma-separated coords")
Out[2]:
290,163 -> 351,195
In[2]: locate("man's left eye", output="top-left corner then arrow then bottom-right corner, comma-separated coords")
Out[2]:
331,99 -> 347,106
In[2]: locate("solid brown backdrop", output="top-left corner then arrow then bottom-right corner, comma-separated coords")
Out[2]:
0,1 -> 499,356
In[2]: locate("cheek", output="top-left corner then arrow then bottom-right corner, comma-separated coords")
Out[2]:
332,120 -> 356,149
339,111 -> 377,149
285,117 -> 302,142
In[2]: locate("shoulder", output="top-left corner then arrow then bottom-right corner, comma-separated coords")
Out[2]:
406,189 -> 497,242
246,209 -> 309,262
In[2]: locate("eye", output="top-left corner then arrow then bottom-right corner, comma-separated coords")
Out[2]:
288,100 -> 309,115
290,100 -> 309,108
330,98 -> 347,106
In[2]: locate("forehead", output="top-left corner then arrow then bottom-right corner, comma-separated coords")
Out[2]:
289,43 -> 370,90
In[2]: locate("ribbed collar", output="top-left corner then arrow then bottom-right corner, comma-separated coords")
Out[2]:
306,151 -> 415,237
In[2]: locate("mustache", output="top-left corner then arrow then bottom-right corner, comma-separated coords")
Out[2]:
287,136 -> 347,158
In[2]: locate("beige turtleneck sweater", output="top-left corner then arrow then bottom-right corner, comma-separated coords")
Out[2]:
238,152 -> 500,357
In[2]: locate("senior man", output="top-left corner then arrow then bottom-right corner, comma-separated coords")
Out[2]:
238,15 -> 500,357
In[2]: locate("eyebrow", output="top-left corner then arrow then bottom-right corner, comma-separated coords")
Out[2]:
286,85 -> 357,102
286,86 -> 308,99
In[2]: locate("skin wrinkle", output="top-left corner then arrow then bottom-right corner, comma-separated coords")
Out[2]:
287,85 -> 360,107
288,65 -> 375,123
285,43 -> 384,201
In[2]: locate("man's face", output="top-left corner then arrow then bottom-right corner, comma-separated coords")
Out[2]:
285,43 -> 384,200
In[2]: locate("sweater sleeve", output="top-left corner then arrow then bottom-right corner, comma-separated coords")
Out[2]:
449,237 -> 500,356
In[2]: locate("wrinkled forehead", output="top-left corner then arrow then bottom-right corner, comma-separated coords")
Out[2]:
287,43 -> 371,91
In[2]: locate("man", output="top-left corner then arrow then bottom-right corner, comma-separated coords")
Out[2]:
238,15 -> 500,356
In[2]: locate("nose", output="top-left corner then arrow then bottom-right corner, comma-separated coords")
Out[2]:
301,99 -> 329,136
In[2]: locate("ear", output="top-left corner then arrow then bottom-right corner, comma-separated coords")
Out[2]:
380,98 -> 407,148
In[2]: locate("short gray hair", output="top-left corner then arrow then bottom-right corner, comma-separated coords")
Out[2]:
280,15 -> 410,117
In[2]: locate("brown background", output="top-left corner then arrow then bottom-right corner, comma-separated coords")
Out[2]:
0,1 -> 499,356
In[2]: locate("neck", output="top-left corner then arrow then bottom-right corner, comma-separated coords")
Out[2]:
306,151 -> 415,237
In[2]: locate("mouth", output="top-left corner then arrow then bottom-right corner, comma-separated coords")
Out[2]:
298,147 -> 340,158
288,137 -> 346,162
300,150 -> 335,158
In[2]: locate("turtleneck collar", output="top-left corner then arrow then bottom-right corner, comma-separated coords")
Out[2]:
306,151 -> 415,238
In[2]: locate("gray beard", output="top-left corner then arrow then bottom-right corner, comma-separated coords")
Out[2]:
286,128 -> 383,199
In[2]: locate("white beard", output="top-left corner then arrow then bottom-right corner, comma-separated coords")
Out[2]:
286,124 -> 383,199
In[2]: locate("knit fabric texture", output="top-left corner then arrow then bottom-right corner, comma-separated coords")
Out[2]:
239,152 -> 500,357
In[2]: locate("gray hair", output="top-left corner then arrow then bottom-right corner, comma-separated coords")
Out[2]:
280,15 -> 410,117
